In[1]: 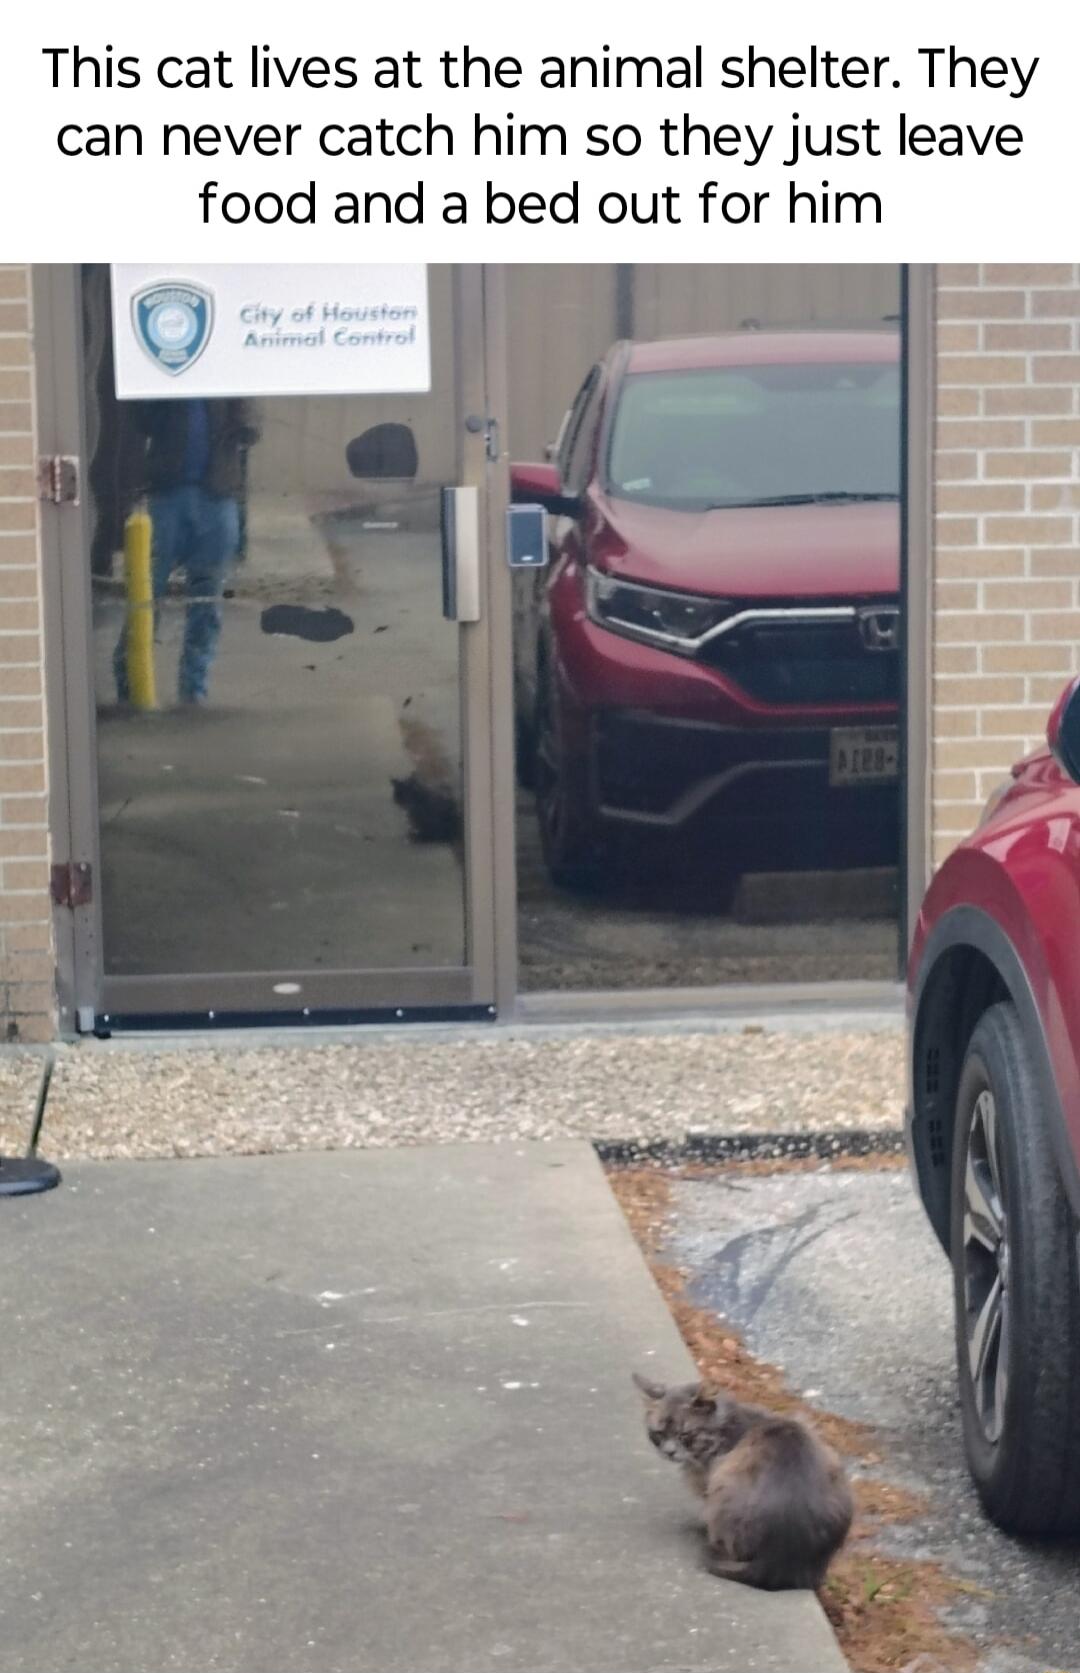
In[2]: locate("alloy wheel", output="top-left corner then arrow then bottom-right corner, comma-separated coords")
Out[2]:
961,1088 -> 1011,1445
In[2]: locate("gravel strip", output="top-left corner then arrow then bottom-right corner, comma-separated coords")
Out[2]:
0,1053 -> 45,1157
596,1128 -> 907,1165
40,1028 -> 905,1160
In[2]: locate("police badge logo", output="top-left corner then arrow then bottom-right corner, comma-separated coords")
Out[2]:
131,281 -> 214,377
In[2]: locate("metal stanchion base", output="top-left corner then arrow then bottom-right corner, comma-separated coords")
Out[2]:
0,1156 -> 61,1197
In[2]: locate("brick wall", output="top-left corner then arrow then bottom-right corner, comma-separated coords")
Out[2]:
0,265 -> 54,1042
933,264 -> 1080,867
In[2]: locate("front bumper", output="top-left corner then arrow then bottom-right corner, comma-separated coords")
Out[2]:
590,708 -> 900,863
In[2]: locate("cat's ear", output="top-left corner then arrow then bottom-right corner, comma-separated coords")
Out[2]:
632,1371 -> 666,1401
691,1384 -> 718,1414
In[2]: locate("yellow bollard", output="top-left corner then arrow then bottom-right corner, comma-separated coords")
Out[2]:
123,509 -> 158,712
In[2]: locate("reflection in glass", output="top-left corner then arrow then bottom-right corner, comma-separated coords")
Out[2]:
111,399 -> 256,707
509,266 -> 904,991
607,363 -> 900,510
84,266 -> 466,981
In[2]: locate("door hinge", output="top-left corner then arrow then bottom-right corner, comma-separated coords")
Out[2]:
37,455 -> 81,506
51,861 -> 92,910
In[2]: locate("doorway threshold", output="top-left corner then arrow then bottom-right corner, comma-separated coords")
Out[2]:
514,979 -> 904,1028
62,979 -> 904,1053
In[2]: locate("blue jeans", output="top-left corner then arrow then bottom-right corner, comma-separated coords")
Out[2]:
114,487 -> 240,703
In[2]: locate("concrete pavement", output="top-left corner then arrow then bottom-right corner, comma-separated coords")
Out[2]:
0,1141 -> 846,1673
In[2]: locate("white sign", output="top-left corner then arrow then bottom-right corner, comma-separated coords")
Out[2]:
110,264 -> 430,399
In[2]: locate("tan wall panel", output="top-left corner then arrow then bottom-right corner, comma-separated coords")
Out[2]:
247,266 -> 457,498
504,265 -> 617,462
633,263 -> 900,336
505,264 -> 902,463
252,264 -> 903,485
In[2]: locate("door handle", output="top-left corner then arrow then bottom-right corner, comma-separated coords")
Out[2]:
441,486 -> 481,623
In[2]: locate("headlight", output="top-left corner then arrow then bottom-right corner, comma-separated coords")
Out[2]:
585,568 -> 732,653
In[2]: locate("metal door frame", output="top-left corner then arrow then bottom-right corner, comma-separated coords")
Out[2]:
36,263 -> 502,1032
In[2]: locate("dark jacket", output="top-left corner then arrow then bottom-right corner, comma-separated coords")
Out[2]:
134,399 -> 261,499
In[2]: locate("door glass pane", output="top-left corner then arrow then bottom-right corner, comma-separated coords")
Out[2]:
82,265 -> 467,981
508,264 -> 904,991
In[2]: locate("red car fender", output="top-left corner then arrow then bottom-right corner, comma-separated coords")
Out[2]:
910,779 -> 1080,1240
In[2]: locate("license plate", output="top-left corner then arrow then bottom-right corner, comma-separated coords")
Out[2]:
829,726 -> 899,787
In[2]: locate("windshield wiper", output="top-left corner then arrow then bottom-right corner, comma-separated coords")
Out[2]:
706,491 -> 900,510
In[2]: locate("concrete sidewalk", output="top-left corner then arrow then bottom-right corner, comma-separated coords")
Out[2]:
0,1142 -> 845,1673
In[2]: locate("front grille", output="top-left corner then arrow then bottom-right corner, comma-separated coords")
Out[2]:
699,609 -> 900,705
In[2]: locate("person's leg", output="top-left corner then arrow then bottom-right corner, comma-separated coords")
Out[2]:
179,491 -> 240,702
113,491 -> 182,702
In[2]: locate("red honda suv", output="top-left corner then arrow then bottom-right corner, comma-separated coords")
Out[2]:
510,329 -> 902,889
908,677 -> 1080,1536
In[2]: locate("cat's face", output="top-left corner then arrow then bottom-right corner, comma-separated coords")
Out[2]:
632,1373 -> 726,1465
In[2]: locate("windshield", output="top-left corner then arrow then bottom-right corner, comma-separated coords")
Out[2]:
606,360 -> 901,511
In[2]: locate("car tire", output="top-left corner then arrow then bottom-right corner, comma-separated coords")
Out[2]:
534,668 -> 603,892
514,711 -> 536,791
950,1001 -> 1080,1536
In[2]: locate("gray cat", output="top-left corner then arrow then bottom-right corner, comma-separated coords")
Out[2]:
390,772 -> 462,844
633,1373 -> 853,1590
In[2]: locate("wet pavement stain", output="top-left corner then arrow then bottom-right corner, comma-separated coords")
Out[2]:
260,604 -> 355,642
688,1200 -> 859,1326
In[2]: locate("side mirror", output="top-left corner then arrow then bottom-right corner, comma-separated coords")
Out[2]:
1047,675 -> 1080,782
346,423 -> 418,480
509,460 -> 581,520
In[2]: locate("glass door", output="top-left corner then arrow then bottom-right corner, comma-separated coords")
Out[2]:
75,265 -> 496,1026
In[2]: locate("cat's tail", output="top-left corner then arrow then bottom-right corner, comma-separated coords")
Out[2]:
704,1552 -> 755,1584
705,1549 -> 827,1591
